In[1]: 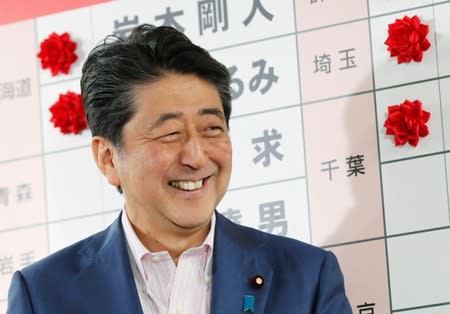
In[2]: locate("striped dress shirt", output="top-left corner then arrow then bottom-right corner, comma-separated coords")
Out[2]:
121,211 -> 215,314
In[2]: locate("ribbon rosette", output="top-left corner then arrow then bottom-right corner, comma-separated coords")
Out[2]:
49,91 -> 88,135
384,15 -> 431,63
384,99 -> 430,147
37,32 -> 78,76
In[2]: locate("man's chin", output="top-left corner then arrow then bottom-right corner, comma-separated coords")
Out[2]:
171,213 -> 213,231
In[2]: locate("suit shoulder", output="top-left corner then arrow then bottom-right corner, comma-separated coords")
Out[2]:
20,225 -> 111,279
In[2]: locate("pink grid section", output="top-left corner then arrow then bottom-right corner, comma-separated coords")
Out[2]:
295,0 -> 367,31
303,93 -> 384,246
0,226 -> 48,300
0,0 -> 109,25
0,157 -> 46,229
0,20 -> 41,162
297,20 -> 373,103
330,240 -> 390,314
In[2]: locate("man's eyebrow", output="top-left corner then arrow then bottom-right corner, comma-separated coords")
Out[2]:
148,112 -> 182,131
198,107 -> 225,121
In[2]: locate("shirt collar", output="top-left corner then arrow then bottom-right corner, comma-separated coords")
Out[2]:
121,209 -> 215,282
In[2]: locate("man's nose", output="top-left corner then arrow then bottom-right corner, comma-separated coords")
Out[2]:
179,134 -> 208,169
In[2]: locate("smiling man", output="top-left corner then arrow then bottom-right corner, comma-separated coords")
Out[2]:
7,25 -> 351,314
104,73 -> 232,265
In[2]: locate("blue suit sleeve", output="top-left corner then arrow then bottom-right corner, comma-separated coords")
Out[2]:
314,251 -> 352,314
7,271 -> 34,314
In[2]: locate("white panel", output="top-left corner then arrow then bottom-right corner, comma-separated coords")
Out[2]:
101,175 -> 124,212
376,80 -> 443,162
368,0 -> 432,16
434,2 -> 450,76
103,210 -> 121,228
36,7 -> 93,84
40,80 -> 91,153
370,7 -> 438,89
48,214 -> 105,253
188,0 -> 295,50
228,106 -> 305,189
447,153 -> 450,215
91,0 -> 159,46
440,78 -> 450,150
45,147 -> 103,221
91,0 -> 295,52
0,226 -> 48,300
211,35 -> 300,117
400,305 -> 450,314
382,154 -> 449,235
218,179 -> 310,243
388,229 -> 450,309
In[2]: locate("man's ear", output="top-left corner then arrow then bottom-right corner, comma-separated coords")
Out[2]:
91,136 -> 121,187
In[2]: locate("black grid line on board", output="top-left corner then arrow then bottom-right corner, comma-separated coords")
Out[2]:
381,149 -> 450,165
32,70 -> 450,121
33,18 -> 51,259
431,3 -> 450,226
368,1 -> 450,20
321,236 -> 386,250
300,74 -> 450,106
0,208 -> 121,234
87,7 -> 105,214
40,75 -> 81,88
292,0 -> 313,244
365,0 -> 393,312
322,225 -> 450,249
0,153 -> 46,166
227,176 -> 305,193
392,301 -> 450,313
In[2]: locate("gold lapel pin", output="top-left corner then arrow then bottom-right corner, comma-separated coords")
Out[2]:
250,275 -> 264,289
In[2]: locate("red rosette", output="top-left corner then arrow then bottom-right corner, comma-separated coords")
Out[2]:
384,15 -> 431,63
37,32 -> 78,76
49,91 -> 88,135
384,99 -> 430,147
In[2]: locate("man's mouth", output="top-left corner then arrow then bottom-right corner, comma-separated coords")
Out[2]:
169,177 -> 209,191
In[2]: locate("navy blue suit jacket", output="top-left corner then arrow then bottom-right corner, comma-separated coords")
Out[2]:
8,212 -> 351,313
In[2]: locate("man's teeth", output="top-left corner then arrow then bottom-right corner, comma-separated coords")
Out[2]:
170,180 -> 203,191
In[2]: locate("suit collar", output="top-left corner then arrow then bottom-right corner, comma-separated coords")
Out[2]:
211,212 -> 273,314
76,212 -> 143,314
72,211 -> 274,314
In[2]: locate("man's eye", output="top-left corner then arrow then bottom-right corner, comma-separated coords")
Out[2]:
158,131 -> 180,141
164,132 -> 180,137
206,125 -> 224,135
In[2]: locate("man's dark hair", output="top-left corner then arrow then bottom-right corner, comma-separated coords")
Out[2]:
80,24 -> 231,150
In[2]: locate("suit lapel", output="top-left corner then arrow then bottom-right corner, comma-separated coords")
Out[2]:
72,212 -> 273,313
75,213 -> 143,314
211,213 -> 273,314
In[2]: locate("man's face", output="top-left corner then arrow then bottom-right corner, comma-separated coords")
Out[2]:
112,73 -> 232,233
